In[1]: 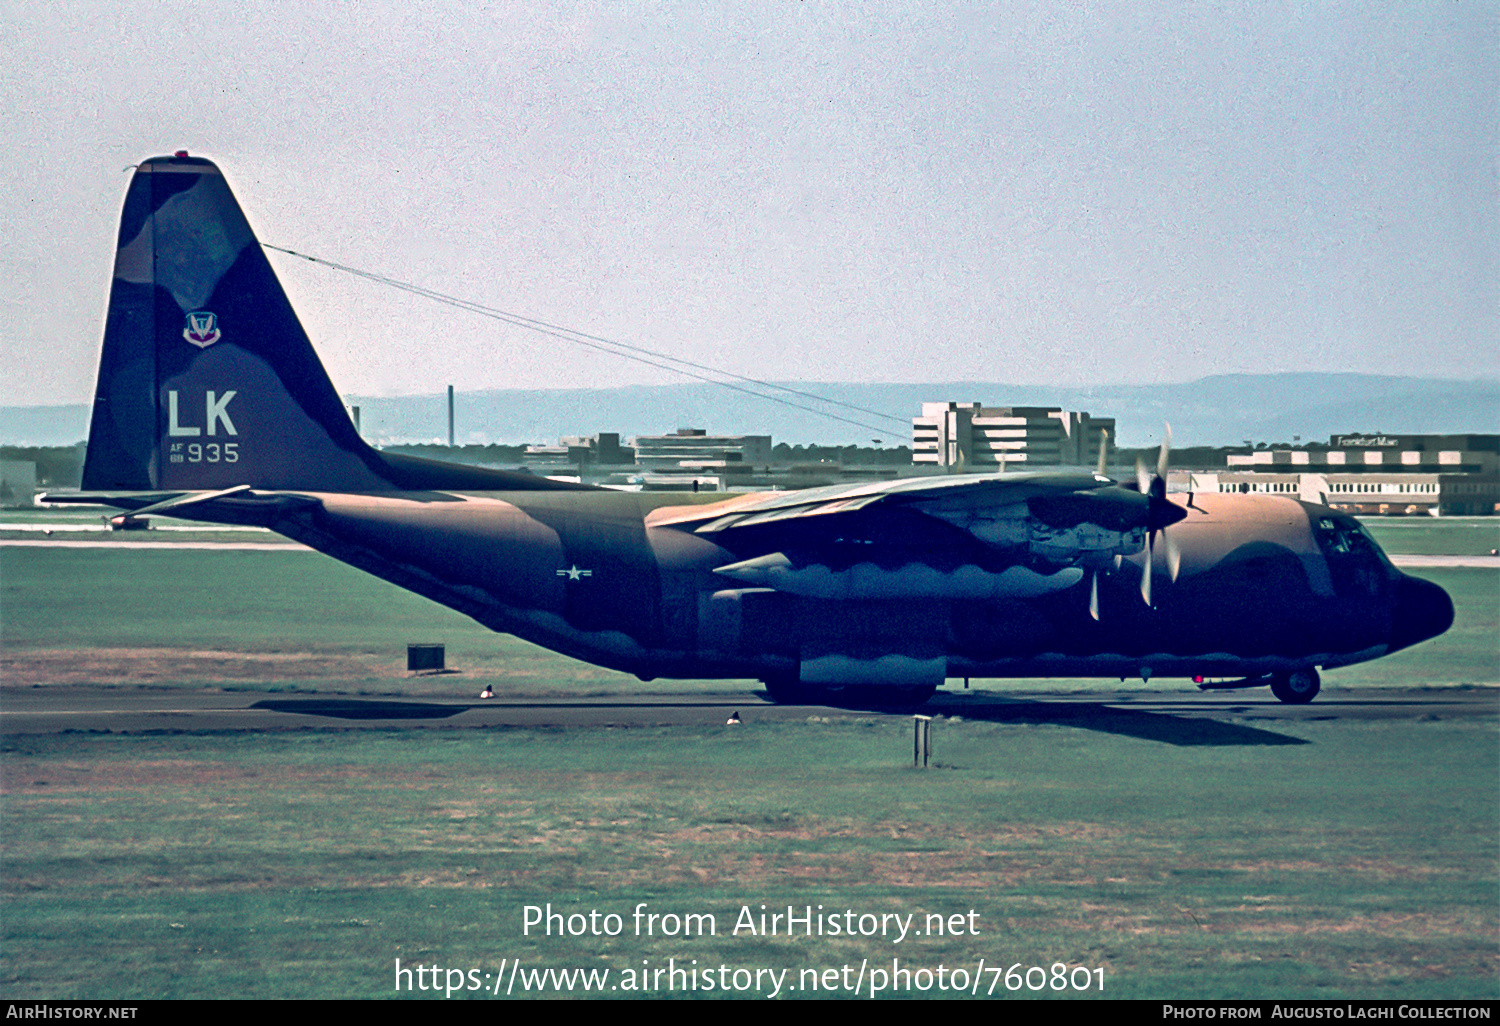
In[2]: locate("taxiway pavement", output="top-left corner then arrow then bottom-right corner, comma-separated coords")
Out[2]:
3,686 -> 1493,738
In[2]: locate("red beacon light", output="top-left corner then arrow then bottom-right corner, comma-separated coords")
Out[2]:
174,150 -> 189,158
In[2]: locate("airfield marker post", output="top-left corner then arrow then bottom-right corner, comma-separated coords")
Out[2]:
913,715 -> 933,768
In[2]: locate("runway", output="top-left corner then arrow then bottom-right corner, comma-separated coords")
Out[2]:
3,685 -> 1493,739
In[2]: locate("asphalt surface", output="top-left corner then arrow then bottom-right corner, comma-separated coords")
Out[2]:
2,686 -> 1493,745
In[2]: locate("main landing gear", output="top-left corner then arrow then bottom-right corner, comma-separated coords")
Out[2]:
1269,668 -> 1321,704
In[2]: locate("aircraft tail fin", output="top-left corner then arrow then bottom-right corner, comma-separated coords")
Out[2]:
82,153 -> 584,494
82,153 -> 390,492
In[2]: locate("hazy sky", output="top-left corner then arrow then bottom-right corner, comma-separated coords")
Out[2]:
3,2 -> 1495,408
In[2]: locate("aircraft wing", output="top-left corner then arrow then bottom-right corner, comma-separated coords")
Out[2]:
652,471 -> 1176,601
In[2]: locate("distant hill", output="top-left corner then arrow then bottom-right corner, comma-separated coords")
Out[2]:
6,374 -> 1495,449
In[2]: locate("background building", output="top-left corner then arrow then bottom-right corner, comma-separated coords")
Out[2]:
1227,434 -> 1498,475
912,403 -> 1114,469
0,459 -> 37,507
521,432 -> 634,475
1178,434 -> 1499,515
632,428 -> 773,472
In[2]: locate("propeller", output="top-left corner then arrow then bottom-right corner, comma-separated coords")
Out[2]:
1130,424 -> 1186,606
1080,424 -> 1184,620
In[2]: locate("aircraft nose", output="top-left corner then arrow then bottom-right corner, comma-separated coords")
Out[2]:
1388,574 -> 1455,652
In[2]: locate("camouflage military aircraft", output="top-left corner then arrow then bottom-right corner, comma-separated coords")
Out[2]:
53,153 -> 1454,707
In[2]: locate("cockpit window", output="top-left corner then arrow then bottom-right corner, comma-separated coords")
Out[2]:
1317,517 -> 1352,555
1317,515 -> 1382,551
1314,515 -> 1396,593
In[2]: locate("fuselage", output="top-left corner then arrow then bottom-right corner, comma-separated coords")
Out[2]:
268,487 -> 1453,686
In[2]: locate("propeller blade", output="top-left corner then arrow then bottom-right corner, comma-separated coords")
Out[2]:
1136,456 -> 1151,496
1089,571 -> 1100,621
1165,531 -> 1182,582
1140,535 -> 1153,606
1156,422 -> 1172,481
1096,428 -> 1109,477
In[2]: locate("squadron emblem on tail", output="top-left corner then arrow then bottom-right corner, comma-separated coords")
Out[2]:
183,311 -> 221,348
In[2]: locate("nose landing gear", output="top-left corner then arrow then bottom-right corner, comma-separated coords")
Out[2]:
1270,668 -> 1320,704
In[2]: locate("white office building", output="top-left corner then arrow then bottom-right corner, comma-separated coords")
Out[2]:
912,403 -> 1114,469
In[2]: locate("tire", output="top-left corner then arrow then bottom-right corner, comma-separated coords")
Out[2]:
1270,668 -> 1320,704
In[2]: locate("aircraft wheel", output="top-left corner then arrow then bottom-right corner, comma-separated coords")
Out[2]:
760,675 -> 826,706
1270,668 -> 1320,704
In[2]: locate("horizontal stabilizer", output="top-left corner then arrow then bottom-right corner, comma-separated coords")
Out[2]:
123,484 -> 252,518
39,487 -> 320,528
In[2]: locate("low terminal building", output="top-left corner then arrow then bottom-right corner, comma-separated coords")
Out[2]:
1227,434 -> 1498,475
1204,433 -> 1499,515
1175,470 -> 1497,516
912,403 -> 1114,469
522,432 -> 635,474
631,428 -> 773,474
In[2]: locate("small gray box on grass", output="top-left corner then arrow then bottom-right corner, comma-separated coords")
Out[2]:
407,644 -> 445,672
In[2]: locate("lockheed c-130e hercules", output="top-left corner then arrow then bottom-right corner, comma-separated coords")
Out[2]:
52,153 -> 1455,708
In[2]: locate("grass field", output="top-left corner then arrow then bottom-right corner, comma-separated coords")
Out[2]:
4,716 -> 1496,999
2,519 -> 1497,999
1360,518 -> 1500,557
